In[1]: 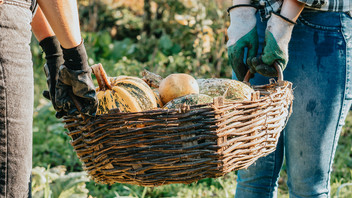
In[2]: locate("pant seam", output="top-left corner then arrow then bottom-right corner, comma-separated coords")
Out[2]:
269,135 -> 282,196
269,151 -> 276,194
0,60 -> 8,197
340,12 -> 352,101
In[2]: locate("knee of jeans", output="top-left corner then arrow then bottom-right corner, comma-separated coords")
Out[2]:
287,169 -> 330,197
235,184 -> 278,198
289,188 -> 329,198
237,169 -> 279,191
238,151 -> 282,184
236,164 -> 280,193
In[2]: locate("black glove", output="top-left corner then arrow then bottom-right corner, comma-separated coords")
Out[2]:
39,36 -> 66,118
55,41 -> 97,118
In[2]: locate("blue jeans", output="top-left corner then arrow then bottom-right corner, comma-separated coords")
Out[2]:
233,9 -> 352,198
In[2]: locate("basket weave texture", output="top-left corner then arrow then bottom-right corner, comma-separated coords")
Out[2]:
64,80 -> 293,186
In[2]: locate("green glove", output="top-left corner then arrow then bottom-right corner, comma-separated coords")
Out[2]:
227,6 -> 258,81
248,12 -> 295,77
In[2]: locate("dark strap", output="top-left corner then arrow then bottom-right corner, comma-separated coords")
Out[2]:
272,12 -> 297,25
30,0 -> 38,15
227,4 -> 258,14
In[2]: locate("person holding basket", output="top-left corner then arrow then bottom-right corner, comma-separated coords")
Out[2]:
33,0 -> 98,119
0,0 -> 97,196
227,0 -> 352,197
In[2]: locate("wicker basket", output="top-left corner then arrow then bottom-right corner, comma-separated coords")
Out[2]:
63,65 -> 293,187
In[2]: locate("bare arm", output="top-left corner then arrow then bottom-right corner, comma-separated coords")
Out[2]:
280,0 -> 305,22
32,6 -> 55,42
37,0 -> 81,49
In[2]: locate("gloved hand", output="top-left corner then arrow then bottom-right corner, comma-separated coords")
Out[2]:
39,36 -> 66,118
248,12 -> 295,77
55,41 -> 97,118
227,5 -> 258,81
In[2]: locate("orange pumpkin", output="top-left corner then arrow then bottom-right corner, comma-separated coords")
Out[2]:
158,73 -> 199,104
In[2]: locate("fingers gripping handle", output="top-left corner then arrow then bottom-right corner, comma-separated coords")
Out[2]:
68,91 -> 87,120
243,61 -> 283,82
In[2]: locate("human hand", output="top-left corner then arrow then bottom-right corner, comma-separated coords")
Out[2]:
54,42 -> 97,118
248,12 -> 295,77
39,36 -> 67,118
227,5 -> 258,81
55,65 -> 97,118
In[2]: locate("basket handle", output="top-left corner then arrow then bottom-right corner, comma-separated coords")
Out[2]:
68,91 -> 88,120
244,62 -> 283,82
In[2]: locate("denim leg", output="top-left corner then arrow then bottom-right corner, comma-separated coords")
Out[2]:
235,134 -> 284,198
0,3 -> 33,198
284,11 -> 352,198
234,10 -> 352,198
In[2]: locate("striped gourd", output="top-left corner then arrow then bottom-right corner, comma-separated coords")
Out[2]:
92,64 -> 158,115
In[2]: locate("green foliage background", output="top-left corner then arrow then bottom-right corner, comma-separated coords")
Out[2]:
31,0 -> 352,197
